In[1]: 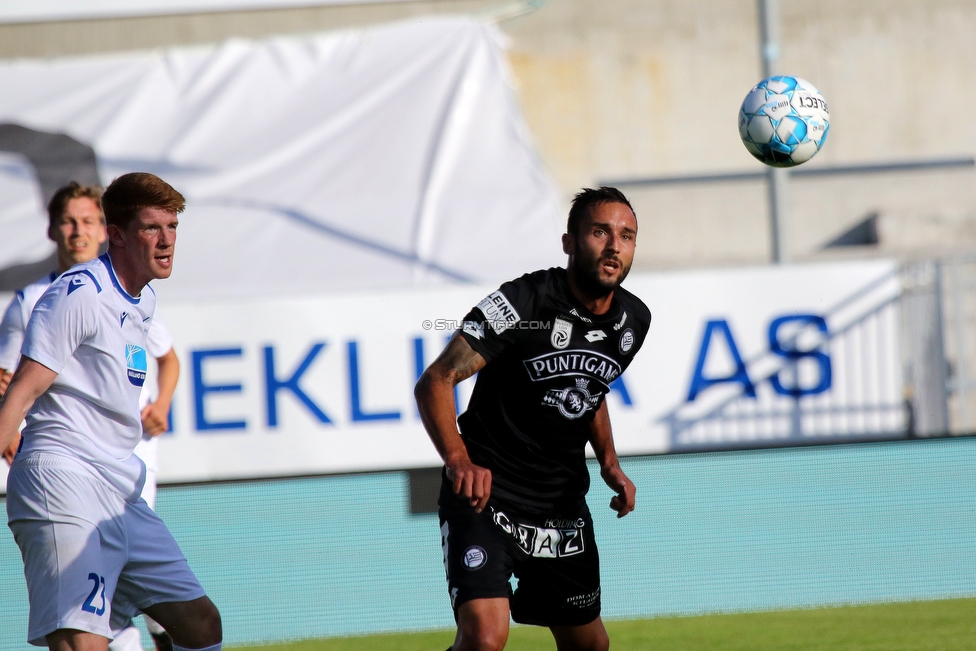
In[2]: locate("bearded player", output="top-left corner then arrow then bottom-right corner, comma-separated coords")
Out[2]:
0,173 -> 221,651
415,187 -> 649,651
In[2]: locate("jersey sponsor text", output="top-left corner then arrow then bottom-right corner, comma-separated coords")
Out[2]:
523,349 -> 622,385
491,508 -> 585,558
476,290 -> 520,334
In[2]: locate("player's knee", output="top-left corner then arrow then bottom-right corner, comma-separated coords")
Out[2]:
456,620 -> 508,651
580,627 -> 609,651
556,636 -> 608,651
552,622 -> 609,651
456,628 -> 507,651
196,601 -> 222,645
173,597 -> 221,647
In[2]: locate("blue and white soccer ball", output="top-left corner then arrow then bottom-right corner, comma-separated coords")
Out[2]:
738,76 -> 830,167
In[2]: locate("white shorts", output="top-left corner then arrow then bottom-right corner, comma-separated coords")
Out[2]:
6,454 -> 206,646
133,435 -> 159,508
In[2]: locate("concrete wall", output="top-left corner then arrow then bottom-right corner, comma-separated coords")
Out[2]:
501,0 -> 976,268
2,0 -> 974,269
0,1 -> 499,58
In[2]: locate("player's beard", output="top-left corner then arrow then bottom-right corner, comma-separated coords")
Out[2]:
571,241 -> 631,297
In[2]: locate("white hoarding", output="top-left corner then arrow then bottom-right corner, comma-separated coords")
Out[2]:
156,259 -> 906,483
0,259 -> 904,490
0,0 -> 414,25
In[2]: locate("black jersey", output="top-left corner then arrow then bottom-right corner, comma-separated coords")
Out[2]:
454,267 -> 651,514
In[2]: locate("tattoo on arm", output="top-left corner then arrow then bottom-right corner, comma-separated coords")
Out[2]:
433,334 -> 486,385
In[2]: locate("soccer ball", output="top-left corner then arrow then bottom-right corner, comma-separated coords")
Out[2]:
738,76 -> 830,167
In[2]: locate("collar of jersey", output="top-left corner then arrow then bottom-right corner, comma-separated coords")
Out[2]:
99,253 -> 141,305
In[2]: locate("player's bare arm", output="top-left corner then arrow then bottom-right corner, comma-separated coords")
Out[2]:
0,358 -> 57,457
141,347 -> 180,437
588,401 -> 636,518
0,367 -> 17,465
415,332 -> 490,512
1,431 -> 19,465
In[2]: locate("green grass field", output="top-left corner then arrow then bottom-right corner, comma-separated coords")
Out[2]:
232,598 -> 976,650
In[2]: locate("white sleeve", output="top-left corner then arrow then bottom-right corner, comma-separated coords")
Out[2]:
22,282 -> 97,374
145,316 -> 174,359
0,292 -> 28,371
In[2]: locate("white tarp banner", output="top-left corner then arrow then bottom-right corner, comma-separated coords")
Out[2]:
0,259 -> 905,490
0,17 -> 563,301
0,0 -> 414,24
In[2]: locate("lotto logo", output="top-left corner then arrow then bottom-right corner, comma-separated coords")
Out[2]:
584,330 -> 607,342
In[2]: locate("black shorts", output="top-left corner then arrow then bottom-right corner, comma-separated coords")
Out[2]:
439,498 -> 601,627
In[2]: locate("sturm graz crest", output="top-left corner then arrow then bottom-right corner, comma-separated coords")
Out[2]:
542,378 -> 601,419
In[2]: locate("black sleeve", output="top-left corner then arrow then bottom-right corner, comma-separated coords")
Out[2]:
626,297 -> 652,361
457,274 -> 540,362
613,290 -> 652,374
632,299 -> 652,352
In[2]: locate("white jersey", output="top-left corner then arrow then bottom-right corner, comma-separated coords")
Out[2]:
140,317 -> 173,412
0,267 -> 172,414
134,318 -> 174,479
1,266 -> 174,502
18,254 -> 156,501
0,271 -> 58,371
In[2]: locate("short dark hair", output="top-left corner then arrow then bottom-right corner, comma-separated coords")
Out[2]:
567,186 -> 635,236
47,182 -> 103,232
102,172 -> 185,229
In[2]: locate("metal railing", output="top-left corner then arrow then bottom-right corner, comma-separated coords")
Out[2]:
660,260 -> 968,451
939,255 -> 976,435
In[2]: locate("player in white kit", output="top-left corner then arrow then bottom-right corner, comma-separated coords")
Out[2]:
108,317 -> 180,651
0,182 -> 180,651
0,173 -> 221,651
0,182 -> 107,399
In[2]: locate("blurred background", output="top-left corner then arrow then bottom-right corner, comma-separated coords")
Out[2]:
3,0 -> 974,267
0,1 -> 974,648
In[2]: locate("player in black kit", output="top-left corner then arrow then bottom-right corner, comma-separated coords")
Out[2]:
415,187 -> 650,651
